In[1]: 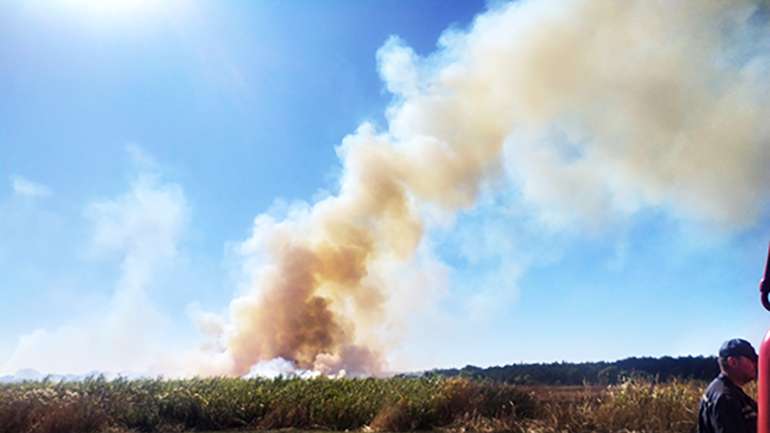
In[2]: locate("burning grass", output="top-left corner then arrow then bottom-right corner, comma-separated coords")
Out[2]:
0,376 -> 716,433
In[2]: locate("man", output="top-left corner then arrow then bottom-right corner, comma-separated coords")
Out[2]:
698,338 -> 759,433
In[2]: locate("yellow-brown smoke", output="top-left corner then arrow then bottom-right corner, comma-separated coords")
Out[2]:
206,0 -> 770,376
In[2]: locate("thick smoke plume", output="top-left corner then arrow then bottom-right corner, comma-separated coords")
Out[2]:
203,0 -> 770,376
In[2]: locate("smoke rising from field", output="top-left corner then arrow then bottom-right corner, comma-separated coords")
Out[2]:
207,0 -> 770,376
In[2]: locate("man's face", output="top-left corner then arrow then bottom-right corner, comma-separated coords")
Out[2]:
729,355 -> 757,385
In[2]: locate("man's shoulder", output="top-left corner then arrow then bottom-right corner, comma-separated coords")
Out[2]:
705,375 -> 731,395
703,375 -> 748,404
706,376 -> 756,408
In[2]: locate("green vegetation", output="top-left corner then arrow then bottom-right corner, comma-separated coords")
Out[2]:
0,374 -> 730,433
0,376 -> 535,433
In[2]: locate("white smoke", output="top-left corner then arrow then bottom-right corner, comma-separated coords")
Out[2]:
2,169 -> 187,375
201,0 -> 770,376
10,175 -> 52,199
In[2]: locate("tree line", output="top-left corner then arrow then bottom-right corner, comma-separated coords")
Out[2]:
425,356 -> 720,385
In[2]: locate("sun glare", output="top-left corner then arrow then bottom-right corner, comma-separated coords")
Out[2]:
63,0 -> 154,14
54,0 -> 176,27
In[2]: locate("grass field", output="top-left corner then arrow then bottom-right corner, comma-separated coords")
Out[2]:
0,375 -> 724,433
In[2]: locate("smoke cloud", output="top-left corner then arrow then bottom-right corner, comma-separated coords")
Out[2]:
3,172 -> 187,375
10,175 -> 52,199
206,0 -> 770,376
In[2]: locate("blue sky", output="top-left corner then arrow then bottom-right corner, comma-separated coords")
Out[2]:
2,0 -> 770,376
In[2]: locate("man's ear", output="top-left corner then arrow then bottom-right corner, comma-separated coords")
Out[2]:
726,356 -> 739,369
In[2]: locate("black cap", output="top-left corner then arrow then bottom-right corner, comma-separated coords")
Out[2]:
719,338 -> 758,362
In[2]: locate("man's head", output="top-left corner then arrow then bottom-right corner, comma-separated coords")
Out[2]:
718,338 -> 758,386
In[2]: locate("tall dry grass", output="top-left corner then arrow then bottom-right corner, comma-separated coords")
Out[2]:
0,376 -> 534,433
514,379 -> 707,433
0,376 -> 723,433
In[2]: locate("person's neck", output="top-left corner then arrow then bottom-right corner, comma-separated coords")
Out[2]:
723,371 -> 747,388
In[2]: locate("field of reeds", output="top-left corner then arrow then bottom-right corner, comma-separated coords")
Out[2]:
0,375 -> 725,433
